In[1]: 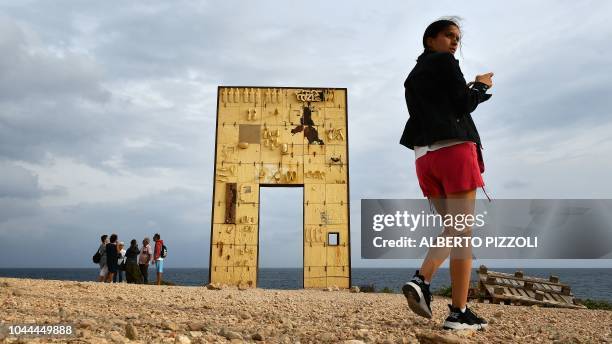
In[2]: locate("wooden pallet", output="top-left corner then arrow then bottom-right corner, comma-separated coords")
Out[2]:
470,265 -> 586,309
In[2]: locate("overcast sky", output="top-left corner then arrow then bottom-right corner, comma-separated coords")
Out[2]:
1,1 -> 611,270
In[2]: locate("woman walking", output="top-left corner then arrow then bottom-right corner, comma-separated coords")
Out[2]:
399,18 -> 492,330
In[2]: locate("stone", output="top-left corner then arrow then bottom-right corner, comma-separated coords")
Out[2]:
252,333 -> 264,341
454,330 -> 475,338
493,311 -> 503,318
344,340 -> 366,344
125,323 -> 138,340
12,289 -> 24,297
318,332 -> 336,342
223,330 -> 243,340
355,329 -> 369,338
187,322 -> 208,331
189,331 -> 203,338
163,321 -> 179,331
239,311 -> 251,320
107,330 -> 128,344
205,283 -> 222,290
350,286 -> 360,293
175,334 -> 192,344
78,329 -> 92,338
78,319 -> 97,329
114,319 -> 127,327
416,331 -> 462,344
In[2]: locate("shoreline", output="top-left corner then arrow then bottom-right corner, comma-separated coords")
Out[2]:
2,277 -> 612,343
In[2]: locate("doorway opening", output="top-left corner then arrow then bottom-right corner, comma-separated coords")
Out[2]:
258,186 -> 303,289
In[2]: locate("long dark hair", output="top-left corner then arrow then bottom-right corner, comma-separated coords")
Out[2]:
422,17 -> 462,51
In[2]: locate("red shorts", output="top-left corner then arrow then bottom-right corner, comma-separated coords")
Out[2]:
415,142 -> 485,198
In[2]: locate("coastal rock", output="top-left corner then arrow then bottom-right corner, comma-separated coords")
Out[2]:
318,332 -> 337,342
114,319 -> 127,327
78,319 -> 97,329
175,334 -> 192,344
125,322 -> 138,340
189,331 -> 203,338
107,330 -> 128,343
187,322 -> 208,331
205,283 -> 223,290
416,331 -> 462,344
219,327 -> 242,340
162,321 -> 179,331
77,329 -> 92,338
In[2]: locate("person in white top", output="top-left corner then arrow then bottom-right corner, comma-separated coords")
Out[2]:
138,237 -> 154,284
113,242 -> 126,283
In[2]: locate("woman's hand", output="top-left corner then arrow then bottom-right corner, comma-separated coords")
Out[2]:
475,72 -> 494,88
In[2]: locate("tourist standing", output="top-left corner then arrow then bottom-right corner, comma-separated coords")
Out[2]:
125,239 -> 143,284
113,241 -> 126,283
105,234 -> 119,283
153,233 -> 165,285
139,237 -> 153,284
96,235 -> 108,282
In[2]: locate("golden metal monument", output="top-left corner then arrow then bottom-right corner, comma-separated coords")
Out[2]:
209,87 -> 350,288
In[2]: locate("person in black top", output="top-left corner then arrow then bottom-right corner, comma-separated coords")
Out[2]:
125,239 -> 143,284
105,233 -> 119,283
400,18 -> 492,330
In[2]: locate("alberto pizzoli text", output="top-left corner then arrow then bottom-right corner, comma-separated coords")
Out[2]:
372,236 -> 538,248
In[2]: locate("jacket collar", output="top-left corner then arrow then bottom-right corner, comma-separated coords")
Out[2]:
417,49 -> 435,61
417,49 -> 458,62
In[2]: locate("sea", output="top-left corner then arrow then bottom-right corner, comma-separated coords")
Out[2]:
1,268 -> 611,302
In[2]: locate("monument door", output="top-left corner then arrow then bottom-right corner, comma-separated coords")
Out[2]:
209,87 -> 350,288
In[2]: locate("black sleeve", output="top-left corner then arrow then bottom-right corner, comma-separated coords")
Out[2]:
438,53 -> 491,116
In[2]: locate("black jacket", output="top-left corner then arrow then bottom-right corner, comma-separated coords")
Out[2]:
106,243 -> 118,269
125,245 -> 140,264
399,50 -> 491,150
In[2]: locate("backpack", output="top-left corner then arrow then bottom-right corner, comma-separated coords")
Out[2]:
161,244 -> 168,258
93,250 -> 101,264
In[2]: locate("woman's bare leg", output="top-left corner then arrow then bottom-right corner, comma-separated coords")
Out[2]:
419,198 -> 448,282
447,189 -> 476,309
418,190 -> 476,308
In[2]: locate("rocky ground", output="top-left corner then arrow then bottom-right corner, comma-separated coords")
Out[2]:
1,277 -> 611,343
